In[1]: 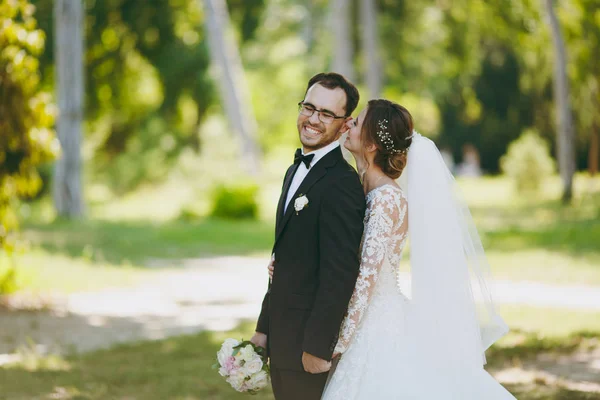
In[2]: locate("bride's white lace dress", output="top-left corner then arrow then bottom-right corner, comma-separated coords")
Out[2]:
321,184 -> 516,400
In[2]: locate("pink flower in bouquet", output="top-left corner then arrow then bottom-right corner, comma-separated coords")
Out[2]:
224,356 -> 236,374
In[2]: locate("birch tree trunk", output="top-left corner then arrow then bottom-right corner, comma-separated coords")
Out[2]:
330,0 -> 355,81
53,0 -> 84,217
201,0 -> 261,175
360,0 -> 382,98
543,0 -> 576,202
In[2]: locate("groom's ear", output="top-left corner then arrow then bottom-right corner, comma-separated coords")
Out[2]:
339,117 -> 352,133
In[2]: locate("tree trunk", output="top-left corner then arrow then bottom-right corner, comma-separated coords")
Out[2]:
53,0 -> 84,217
589,122 -> 599,176
201,0 -> 261,175
360,0 -> 382,98
301,0 -> 314,53
330,0 -> 355,81
543,0 -> 576,203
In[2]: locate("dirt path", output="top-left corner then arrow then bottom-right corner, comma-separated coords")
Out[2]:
1,255 -> 599,390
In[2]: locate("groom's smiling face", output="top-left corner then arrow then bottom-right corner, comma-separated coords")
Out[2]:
297,83 -> 349,153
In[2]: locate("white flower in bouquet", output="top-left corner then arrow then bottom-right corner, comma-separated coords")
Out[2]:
222,338 -> 240,353
239,344 -> 256,362
245,355 -> 264,375
236,363 -> 250,377
248,370 -> 269,390
218,366 -> 229,377
216,350 -> 231,369
227,370 -> 246,392
217,338 -> 240,366
233,355 -> 242,368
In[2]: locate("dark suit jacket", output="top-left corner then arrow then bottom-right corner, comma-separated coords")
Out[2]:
256,146 -> 365,371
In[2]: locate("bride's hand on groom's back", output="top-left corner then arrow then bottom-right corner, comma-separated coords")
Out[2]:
267,255 -> 275,282
268,262 -> 274,281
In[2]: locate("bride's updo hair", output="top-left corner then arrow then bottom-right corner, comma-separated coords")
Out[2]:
361,99 -> 414,179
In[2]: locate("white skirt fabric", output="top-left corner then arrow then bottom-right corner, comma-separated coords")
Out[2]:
321,282 -> 516,400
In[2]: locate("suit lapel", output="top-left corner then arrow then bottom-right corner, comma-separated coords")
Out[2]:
274,147 -> 343,246
275,164 -> 298,235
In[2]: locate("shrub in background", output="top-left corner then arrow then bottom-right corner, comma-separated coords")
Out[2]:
0,1 -> 58,294
500,130 -> 555,194
210,183 -> 259,220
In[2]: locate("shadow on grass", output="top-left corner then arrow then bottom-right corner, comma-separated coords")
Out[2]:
505,384 -> 600,400
486,329 -> 600,399
487,329 -> 600,367
1,322 -> 599,400
0,322 -> 274,400
22,218 -> 275,267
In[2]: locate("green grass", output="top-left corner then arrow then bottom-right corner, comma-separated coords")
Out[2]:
0,324 -> 275,400
11,174 -> 600,294
1,319 -> 598,400
485,250 -> 600,285
498,305 -> 600,337
22,218 -> 274,265
457,174 -> 600,284
9,250 -> 155,293
14,218 -> 274,293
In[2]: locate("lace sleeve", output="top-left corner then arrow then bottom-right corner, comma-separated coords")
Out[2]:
334,187 -> 408,355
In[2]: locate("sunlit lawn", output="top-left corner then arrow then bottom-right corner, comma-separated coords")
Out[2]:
15,218 -> 273,293
15,174 -> 600,292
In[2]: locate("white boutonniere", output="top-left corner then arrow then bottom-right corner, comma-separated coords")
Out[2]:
294,194 -> 309,215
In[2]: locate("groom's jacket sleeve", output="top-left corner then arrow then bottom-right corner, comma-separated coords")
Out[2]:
256,284 -> 270,334
302,175 -> 365,360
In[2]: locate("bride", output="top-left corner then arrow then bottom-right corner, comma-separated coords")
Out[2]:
269,99 -> 516,399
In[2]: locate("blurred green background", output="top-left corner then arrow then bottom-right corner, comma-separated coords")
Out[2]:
1,0 -> 600,399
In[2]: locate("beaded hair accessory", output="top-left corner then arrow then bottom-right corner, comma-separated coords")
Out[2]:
376,119 -> 410,154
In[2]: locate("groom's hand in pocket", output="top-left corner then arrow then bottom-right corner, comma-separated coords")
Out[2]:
302,352 -> 332,374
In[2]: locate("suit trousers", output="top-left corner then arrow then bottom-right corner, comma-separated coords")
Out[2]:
270,365 -> 329,400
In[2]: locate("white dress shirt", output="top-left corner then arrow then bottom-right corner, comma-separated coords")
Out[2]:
284,140 -> 340,213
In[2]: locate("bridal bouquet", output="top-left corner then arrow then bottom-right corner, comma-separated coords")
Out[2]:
214,338 -> 270,394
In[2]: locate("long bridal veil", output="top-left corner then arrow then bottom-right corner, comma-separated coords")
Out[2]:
401,132 -> 509,370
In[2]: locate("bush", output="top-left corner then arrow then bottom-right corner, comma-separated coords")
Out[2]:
0,261 -> 18,295
210,184 -> 259,220
500,130 -> 555,194
0,1 -> 58,294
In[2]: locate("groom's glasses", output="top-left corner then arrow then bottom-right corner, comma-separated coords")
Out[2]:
298,102 -> 346,125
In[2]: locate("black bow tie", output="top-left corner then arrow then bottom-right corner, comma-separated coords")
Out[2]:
294,148 -> 315,168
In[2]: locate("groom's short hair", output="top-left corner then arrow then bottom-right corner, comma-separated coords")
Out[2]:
305,72 -> 360,117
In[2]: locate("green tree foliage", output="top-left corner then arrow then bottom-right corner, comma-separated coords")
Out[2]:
376,0 -> 595,174
0,0 -> 58,292
27,0 -> 269,193
33,0 -> 214,154
7,0 -> 597,196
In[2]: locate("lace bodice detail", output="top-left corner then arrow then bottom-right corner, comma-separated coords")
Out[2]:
334,184 -> 409,354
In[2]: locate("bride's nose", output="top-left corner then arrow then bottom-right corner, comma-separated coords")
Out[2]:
346,118 -> 354,129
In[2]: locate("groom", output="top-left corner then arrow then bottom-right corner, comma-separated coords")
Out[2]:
250,73 -> 366,400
